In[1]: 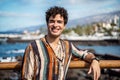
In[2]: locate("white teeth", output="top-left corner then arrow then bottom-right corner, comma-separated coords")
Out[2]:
53,29 -> 58,31
52,28 -> 59,31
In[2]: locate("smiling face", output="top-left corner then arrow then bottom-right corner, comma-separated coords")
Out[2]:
47,14 -> 65,38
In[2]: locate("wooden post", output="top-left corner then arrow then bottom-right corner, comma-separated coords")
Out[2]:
0,60 -> 120,70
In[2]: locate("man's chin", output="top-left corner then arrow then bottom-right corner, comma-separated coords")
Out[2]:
51,34 -> 60,38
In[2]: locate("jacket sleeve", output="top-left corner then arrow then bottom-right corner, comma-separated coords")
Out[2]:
71,43 -> 88,60
21,44 -> 35,80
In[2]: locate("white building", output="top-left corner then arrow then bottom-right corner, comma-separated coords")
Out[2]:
102,22 -> 112,29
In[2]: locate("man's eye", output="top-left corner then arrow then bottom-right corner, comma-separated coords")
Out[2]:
57,21 -> 63,23
49,20 -> 54,23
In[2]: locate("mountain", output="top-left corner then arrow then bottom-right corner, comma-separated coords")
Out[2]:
14,24 -> 46,33
0,24 -> 47,34
1,10 -> 120,33
67,10 -> 120,27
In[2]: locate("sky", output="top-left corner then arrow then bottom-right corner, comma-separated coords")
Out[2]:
0,0 -> 120,31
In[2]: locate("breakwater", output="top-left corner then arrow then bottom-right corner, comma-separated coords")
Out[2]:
69,39 -> 120,46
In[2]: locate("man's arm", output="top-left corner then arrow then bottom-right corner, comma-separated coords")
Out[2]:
84,52 -> 101,80
21,44 -> 35,80
71,43 -> 101,80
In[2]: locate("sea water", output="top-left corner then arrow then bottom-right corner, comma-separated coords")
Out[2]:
0,43 -> 28,57
0,42 -> 120,57
78,45 -> 120,56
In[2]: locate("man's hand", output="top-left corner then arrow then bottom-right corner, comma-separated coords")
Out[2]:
88,60 -> 101,80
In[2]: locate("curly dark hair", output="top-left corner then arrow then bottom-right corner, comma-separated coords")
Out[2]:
46,6 -> 68,25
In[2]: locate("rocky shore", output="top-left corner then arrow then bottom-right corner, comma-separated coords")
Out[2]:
0,68 -> 120,80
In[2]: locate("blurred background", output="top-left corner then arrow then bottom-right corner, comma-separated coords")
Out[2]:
0,0 -> 120,80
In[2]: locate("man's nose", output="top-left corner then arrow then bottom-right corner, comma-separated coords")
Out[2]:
53,22 -> 58,27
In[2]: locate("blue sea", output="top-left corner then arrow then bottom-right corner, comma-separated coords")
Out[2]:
0,43 -> 28,57
0,42 -> 120,57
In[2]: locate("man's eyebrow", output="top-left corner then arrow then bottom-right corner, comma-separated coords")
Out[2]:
57,20 -> 63,22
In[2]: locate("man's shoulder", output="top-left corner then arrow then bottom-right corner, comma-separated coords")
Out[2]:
29,36 -> 45,43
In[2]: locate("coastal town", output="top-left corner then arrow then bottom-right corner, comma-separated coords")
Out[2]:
0,15 -> 120,43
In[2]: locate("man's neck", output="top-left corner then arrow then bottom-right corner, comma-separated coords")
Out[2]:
46,35 -> 60,45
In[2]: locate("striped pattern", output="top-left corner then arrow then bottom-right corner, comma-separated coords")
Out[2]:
21,37 -> 86,80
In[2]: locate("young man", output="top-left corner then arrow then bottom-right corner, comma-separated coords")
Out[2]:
22,6 -> 100,80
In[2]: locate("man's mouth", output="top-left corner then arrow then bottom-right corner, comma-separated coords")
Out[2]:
51,28 -> 59,33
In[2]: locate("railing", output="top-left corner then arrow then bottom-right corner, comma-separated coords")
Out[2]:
0,60 -> 120,70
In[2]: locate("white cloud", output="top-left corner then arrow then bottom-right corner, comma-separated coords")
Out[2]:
0,11 -> 40,18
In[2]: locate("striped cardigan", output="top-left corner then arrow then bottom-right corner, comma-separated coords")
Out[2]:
21,37 -> 87,80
